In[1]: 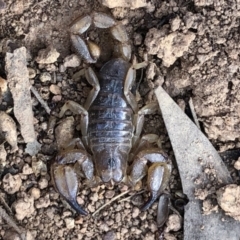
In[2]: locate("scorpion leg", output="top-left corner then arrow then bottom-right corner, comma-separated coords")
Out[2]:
124,66 -> 138,113
84,67 -> 100,111
141,134 -> 162,148
129,148 -> 171,211
51,149 -> 94,215
131,134 -> 162,158
59,101 -> 89,147
133,103 -> 159,147
59,67 -> 99,144
124,66 -> 159,146
62,137 -> 86,151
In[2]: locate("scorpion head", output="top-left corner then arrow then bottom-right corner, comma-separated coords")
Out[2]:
93,145 -> 128,184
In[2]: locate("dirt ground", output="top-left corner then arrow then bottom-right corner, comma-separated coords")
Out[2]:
0,0 -> 239,239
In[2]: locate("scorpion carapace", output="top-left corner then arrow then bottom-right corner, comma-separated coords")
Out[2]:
51,12 -> 172,216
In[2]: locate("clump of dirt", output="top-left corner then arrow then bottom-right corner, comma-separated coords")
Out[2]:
165,214 -> 182,233
2,173 -> 22,194
193,162 -> 228,216
202,199 -> 218,216
145,28 -> 196,67
217,184 -> 240,221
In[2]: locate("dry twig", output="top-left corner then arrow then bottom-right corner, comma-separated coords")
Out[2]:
0,193 -> 12,214
0,205 -> 25,238
118,190 -> 146,203
31,86 -> 51,114
92,190 -> 131,217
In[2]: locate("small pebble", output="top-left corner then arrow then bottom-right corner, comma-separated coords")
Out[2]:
0,0 -> 6,10
2,173 -> 22,194
105,190 -> 115,199
234,158 -> 240,170
135,228 -> 142,234
40,72 -> 51,82
75,216 -> 84,225
28,67 -> 36,79
0,77 -> 8,95
139,211 -> 147,220
50,84 -> 61,95
87,204 -> 95,213
77,196 -> 84,205
13,195 -> 35,220
64,217 -> 75,229
29,187 -> 41,199
22,163 -> 33,175
38,177 -> 48,189
35,194 -> 50,208
164,233 -> 177,240
63,54 -> 81,68
170,16 -> 181,31
115,212 -> 121,222
62,211 -> 72,218
90,192 -> 99,202
80,227 -> 87,234
52,95 -> 62,102
149,222 -> 157,232
131,195 -> 144,206
41,13 -> 48,22
103,230 -> 116,240
134,33 -> 143,46
132,207 -> 140,218
144,233 -> 155,240
59,64 -> 66,73
0,144 -> 7,166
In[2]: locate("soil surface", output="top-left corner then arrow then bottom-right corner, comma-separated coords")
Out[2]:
0,0 -> 239,240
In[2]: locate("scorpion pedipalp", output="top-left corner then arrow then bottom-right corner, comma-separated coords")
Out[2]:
69,12 -> 131,63
129,148 -> 171,211
70,15 -> 92,35
51,148 -> 95,215
51,163 -> 88,215
92,12 -> 116,28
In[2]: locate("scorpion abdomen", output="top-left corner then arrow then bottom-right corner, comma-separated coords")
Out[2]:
88,58 -> 134,149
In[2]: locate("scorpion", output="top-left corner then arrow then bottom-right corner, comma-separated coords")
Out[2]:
51,12 -> 172,217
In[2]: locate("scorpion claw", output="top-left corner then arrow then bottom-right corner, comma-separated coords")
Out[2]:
141,192 -> 159,211
51,163 -> 88,215
92,12 -> 116,28
69,11 -> 131,63
70,35 -> 97,63
66,198 -> 88,216
70,15 -> 92,35
144,163 -> 171,210
130,152 -> 171,211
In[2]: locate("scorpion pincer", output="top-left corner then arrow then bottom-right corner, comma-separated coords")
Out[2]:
51,12 -> 172,217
